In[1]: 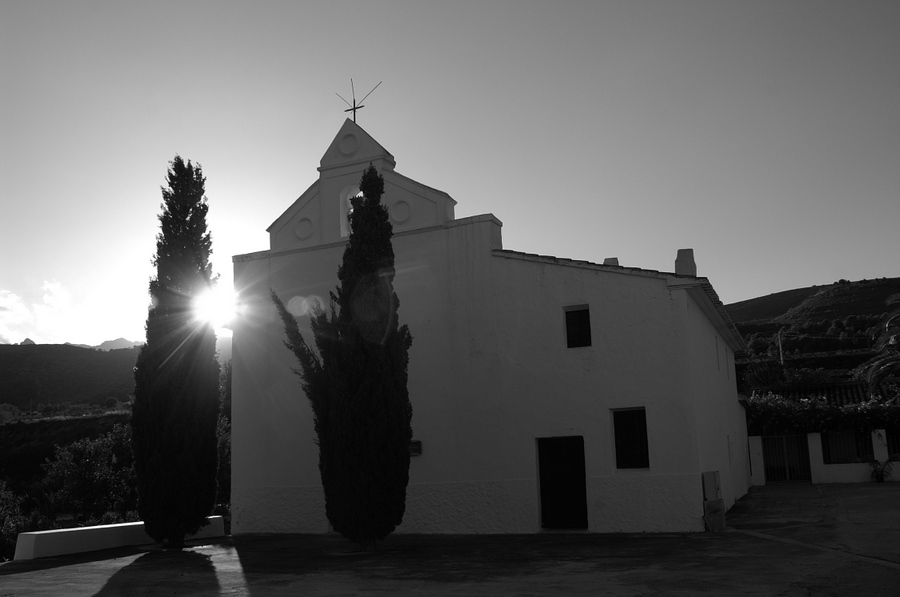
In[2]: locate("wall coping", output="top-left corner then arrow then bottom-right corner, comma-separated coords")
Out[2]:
14,515 -> 225,560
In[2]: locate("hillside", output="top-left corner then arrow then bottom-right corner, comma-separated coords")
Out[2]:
0,336 -> 232,412
725,286 -> 824,324
774,279 -> 900,326
0,344 -> 139,411
725,277 -> 900,382
726,278 -> 900,327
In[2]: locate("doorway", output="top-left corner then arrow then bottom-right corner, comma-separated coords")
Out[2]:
537,436 -> 588,529
762,435 -> 811,483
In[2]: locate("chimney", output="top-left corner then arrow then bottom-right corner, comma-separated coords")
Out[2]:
603,257 -> 619,266
675,248 -> 697,276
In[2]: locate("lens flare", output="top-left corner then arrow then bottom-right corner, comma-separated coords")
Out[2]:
286,295 -> 323,317
193,286 -> 238,330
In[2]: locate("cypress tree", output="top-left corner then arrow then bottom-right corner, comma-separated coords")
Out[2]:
132,156 -> 220,548
273,164 -> 413,549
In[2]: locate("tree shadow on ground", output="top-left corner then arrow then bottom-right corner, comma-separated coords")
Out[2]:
92,548 -> 219,596
0,547 -> 148,576
229,533 -> 621,586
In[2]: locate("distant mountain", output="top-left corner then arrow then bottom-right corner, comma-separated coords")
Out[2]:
95,338 -> 143,351
62,338 -> 143,351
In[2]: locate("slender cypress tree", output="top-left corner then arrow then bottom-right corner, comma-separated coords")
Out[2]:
273,164 -> 413,548
132,156 -> 220,548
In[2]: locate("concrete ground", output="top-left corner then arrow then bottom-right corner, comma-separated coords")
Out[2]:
2,483 -> 899,596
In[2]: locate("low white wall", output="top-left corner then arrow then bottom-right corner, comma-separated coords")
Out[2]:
810,430 -> 895,484
750,431 -> 895,486
14,516 -> 225,561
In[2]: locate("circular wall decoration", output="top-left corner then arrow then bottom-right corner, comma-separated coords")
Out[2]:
390,200 -> 412,224
294,218 -> 314,240
338,134 -> 358,157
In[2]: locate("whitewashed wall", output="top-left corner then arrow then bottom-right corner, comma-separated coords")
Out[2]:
231,120 -> 748,535
232,216 -> 748,533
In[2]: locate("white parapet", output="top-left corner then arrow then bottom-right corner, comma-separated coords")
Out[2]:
14,516 -> 225,561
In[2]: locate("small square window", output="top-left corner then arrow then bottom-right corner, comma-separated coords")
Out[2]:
565,306 -> 591,348
613,408 -> 650,469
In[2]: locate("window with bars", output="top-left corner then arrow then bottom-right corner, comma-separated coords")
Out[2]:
613,408 -> 650,469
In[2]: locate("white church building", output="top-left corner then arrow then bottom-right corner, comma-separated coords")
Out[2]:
231,119 -> 749,534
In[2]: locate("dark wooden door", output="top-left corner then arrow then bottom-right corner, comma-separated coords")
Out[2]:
537,436 -> 588,529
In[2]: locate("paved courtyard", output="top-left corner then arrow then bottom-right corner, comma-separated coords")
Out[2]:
2,483 -> 899,596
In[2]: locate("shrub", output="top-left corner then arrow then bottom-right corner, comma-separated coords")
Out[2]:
747,393 -> 900,436
0,480 -> 56,561
42,424 -> 137,520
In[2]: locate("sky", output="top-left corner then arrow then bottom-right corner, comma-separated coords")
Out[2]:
1,0 -> 898,346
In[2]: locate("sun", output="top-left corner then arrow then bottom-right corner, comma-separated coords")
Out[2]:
193,285 -> 238,334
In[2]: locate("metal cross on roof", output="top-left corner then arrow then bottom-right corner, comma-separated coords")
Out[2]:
336,79 -> 382,122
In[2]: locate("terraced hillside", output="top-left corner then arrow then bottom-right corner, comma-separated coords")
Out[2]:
725,277 -> 900,379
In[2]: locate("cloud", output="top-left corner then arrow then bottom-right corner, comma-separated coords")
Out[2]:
1,282 -> 85,345
0,289 -> 35,344
31,281 -> 75,341
1,281 -> 148,346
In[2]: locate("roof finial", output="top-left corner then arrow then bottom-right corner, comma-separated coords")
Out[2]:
335,79 -> 382,123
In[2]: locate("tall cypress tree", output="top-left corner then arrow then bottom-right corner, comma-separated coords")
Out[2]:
273,164 -> 413,548
132,156 -> 220,548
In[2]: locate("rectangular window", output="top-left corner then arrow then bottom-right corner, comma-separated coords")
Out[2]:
613,408 -> 650,469
887,430 -> 900,461
821,431 -> 873,464
565,306 -> 591,348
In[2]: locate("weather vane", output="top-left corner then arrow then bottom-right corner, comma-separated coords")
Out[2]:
336,79 -> 382,123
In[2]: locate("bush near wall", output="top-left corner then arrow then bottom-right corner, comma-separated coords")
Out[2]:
0,414 -> 131,496
0,480 -> 56,561
747,393 -> 900,436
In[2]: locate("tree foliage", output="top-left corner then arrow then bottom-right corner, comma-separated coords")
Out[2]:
132,156 -> 220,547
215,361 -> 232,510
273,164 -> 413,547
746,393 -> 900,436
0,481 -> 56,562
42,424 -> 137,521
863,294 -> 900,397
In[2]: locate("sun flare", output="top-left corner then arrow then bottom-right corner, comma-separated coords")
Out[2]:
193,286 -> 238,333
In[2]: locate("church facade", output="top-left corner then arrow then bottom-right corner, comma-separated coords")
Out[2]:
230,119 -> 749,534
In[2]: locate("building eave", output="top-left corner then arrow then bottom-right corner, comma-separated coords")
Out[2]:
493,249 -> 746,353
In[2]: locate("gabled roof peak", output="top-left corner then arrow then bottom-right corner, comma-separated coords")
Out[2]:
319,118 -> 395,172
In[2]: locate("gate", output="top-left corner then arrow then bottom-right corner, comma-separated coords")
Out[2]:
762,435 -> 811,483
